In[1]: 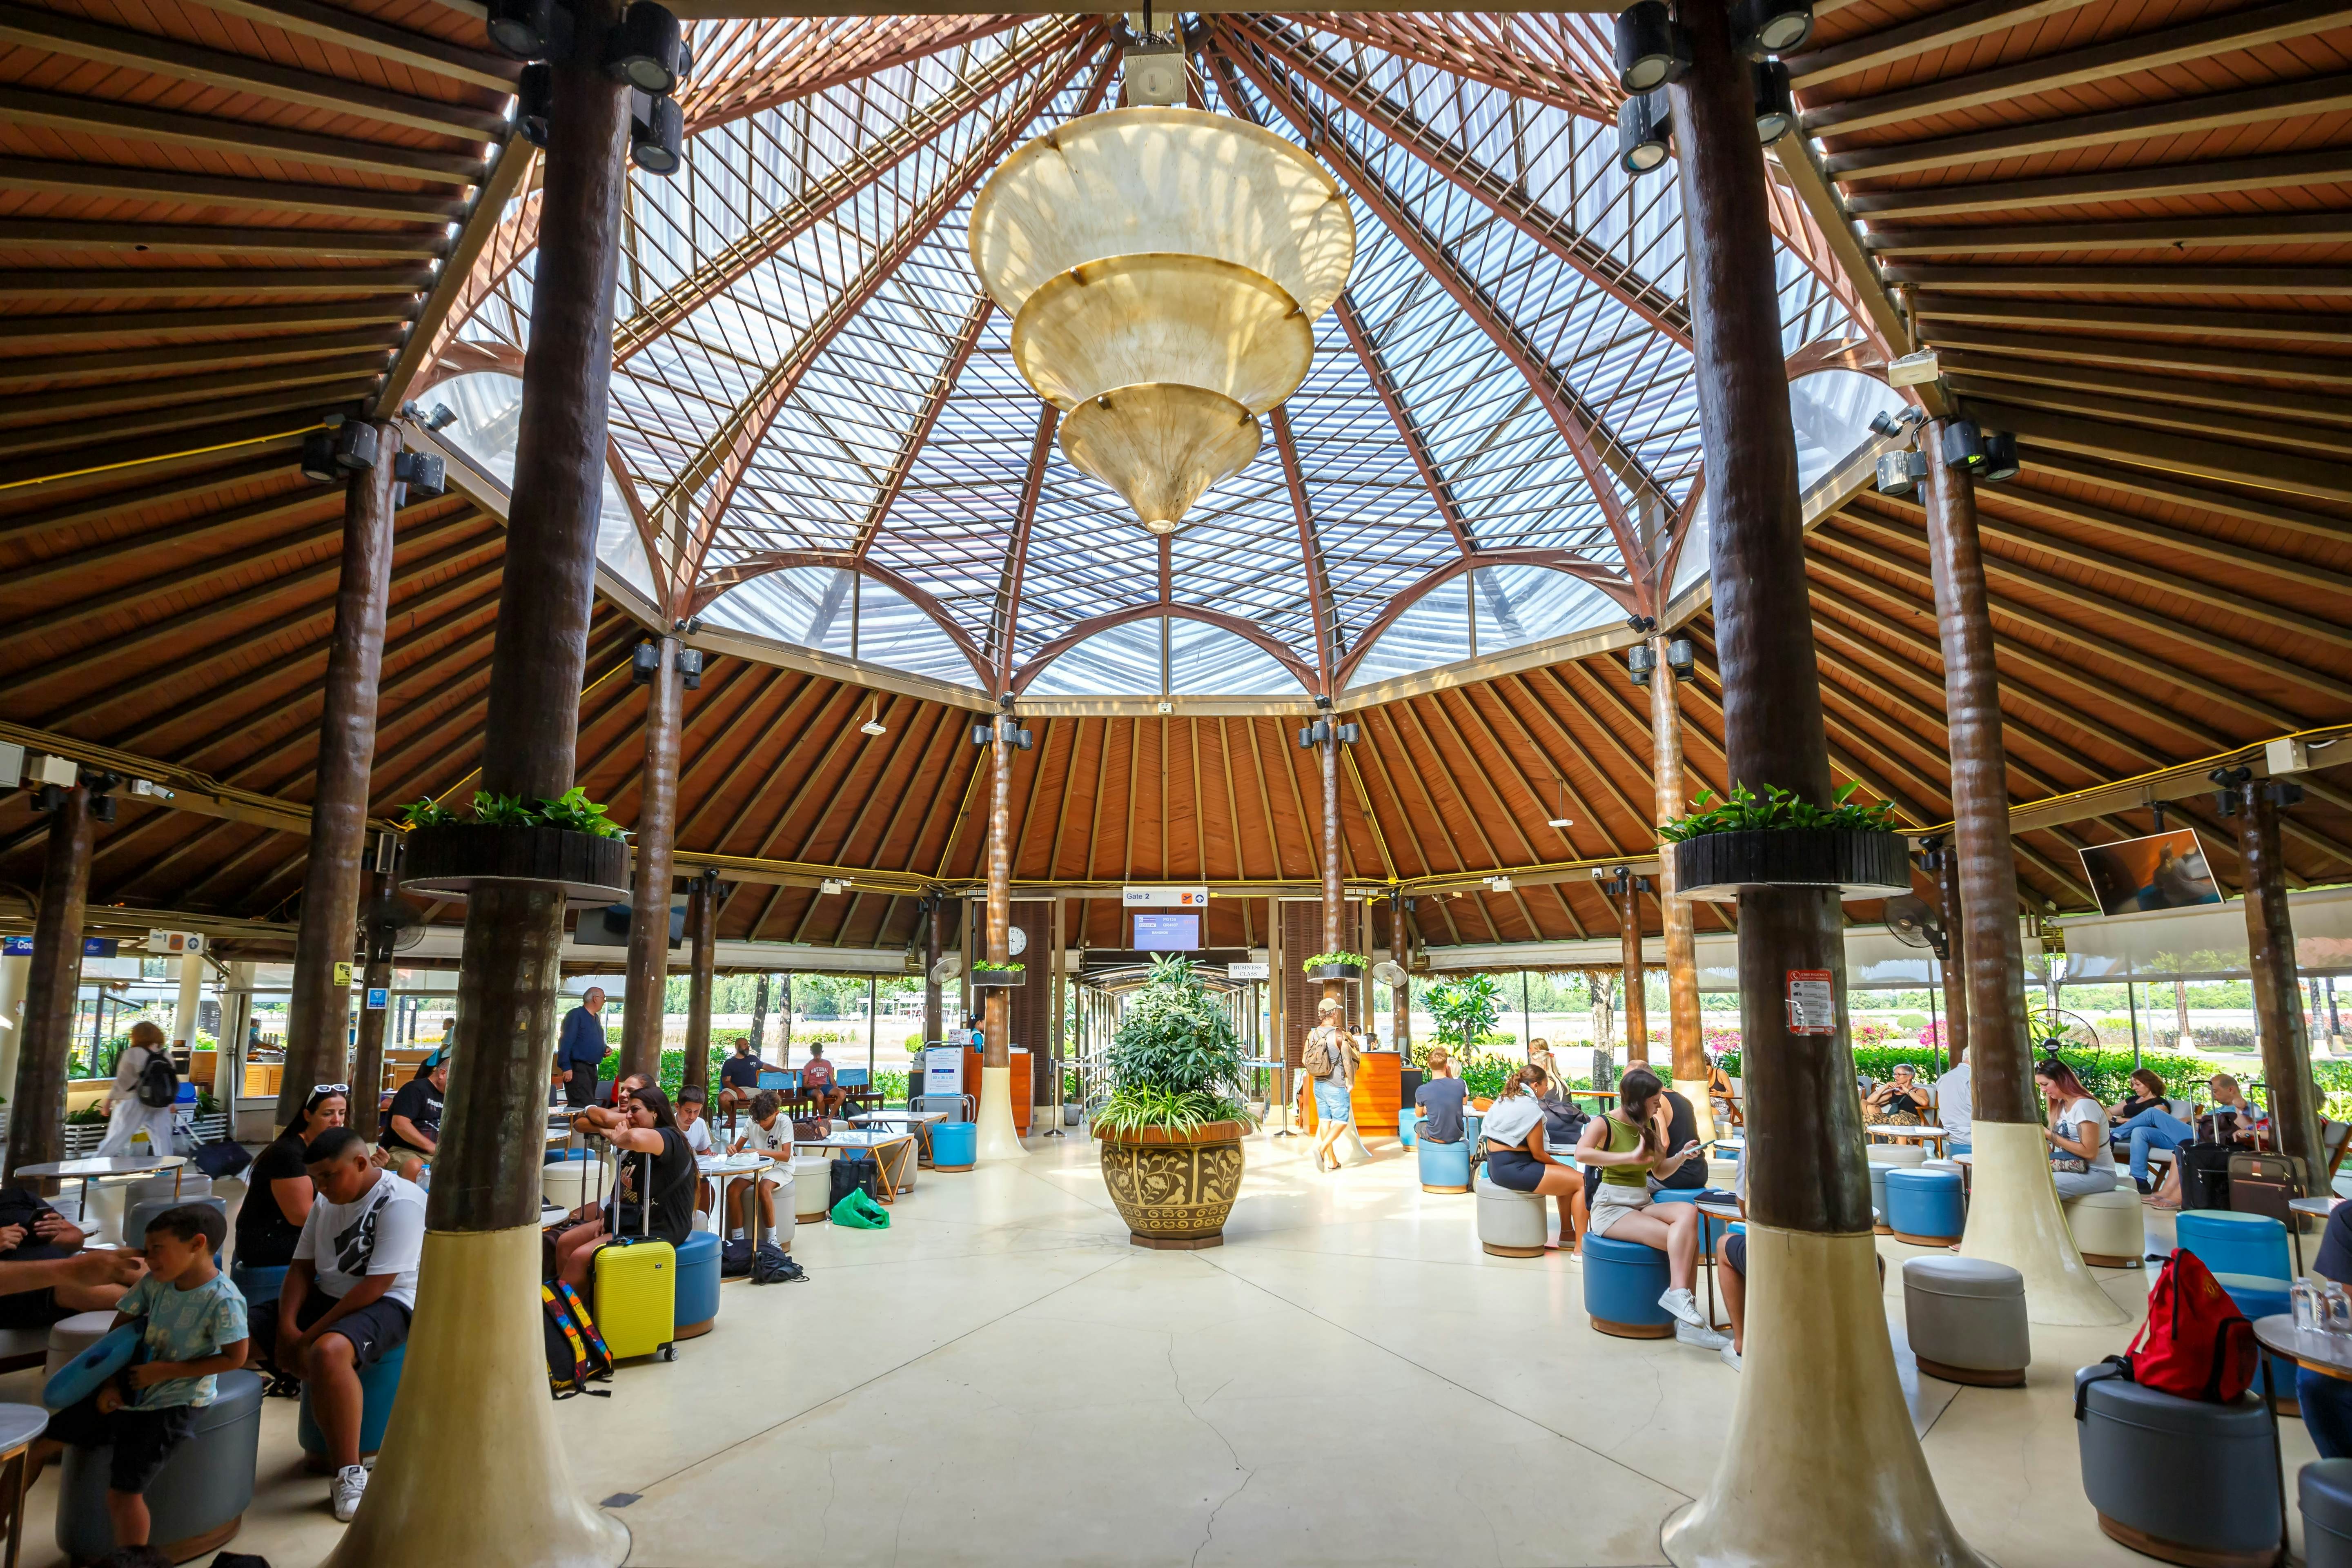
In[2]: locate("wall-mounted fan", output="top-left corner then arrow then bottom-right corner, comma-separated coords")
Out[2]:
1882,894 -> 1947,960
1371,959 -> 1408,988
929,953 -> 964,986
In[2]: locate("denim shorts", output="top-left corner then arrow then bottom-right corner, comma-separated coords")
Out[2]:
1313,1079 -> 1352,1123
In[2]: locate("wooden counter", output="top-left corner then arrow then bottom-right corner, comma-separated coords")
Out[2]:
1352,1051 -> 1401,1136
962,1048 -> 1031,1135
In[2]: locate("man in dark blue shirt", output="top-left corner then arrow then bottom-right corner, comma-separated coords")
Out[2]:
556,988 -> 609,1108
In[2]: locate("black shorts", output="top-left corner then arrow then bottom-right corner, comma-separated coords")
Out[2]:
1722,1231 -> 1746,1274
296,1290 -> 412,1369
49,1396 -> 197,1493
1485,1149 -> 1546,1193
0,1285 -> 68,1331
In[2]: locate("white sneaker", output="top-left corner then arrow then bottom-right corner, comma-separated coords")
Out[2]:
1674,1320 -> 1730,1350
333,1463 -> 368,1522
1658,1286 -> 1705,1329
1719,1343 -> 1743,1372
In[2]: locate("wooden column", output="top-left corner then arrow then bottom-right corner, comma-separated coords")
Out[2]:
922,898 -> 944,1043
350,860 -> 397,1143
1933,840 -> 1970,1068
682,872 -> 716,1103
621,634 -> 683,1084
1651,639 -> 1705,1100
2226,771 -> 2325,1179
280,425 -> 400,1133
7,781 -> 95,1177
330,12 -> 632,1564
1619,872 -> 1649,1066
1320,729 -> 1344,1009
1920,416 -> 2119,1327
1659,3 -> 1980,1557
984,734 -> 1012,1073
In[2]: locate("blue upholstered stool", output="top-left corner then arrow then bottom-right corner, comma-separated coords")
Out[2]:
675,1230 -> 720,1339
1417,1136 -> 1471,1194
2175,1210 -> 2289,1283
2213,1272 -> 2300,1414
298,1340 -> 408,1471
2303,1459 -> 2352,1568
1886,1167 -> 1965,1245
125,1194 -> 229,1259
2076,1366 -> 2279,1565
1398,1111 -> 1418,1149
1867,1160 -> 1899,1236
930,1121 -> 977,1171
58,1369 -> 263,1563
1582,1233 -> 1673,1339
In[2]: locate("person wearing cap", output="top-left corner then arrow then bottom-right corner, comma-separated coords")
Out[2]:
377,1055 -> 446,1177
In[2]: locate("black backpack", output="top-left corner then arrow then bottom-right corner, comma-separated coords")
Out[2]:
750,1242 -> 803,1285
720,1237 -> 754,1278
135,1049 -> 180,1110
829,1154 -> 880,1207
541,1281 -> 613,1399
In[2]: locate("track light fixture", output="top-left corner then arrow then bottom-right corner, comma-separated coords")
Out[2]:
1940,419 -> 1985,470
486,0 -> 571,61
630,90 -> 684,176
1617,87 -> 1673,175
678,646 -> 704,689
606,2 -> 683,93
1664,636 -> 1695,678
1612,0 -> 1688,93
1627,643 -> 1657,688
860,696 -> 886,737
1868,405 -> 1927,438
299,422 -> 382,484
1874,449 -> 1928,497
971,717 -> 1031,749
1295,718 -> 1359,748
1752,61 -> 1796,143
630,640 -> 662,683
1980,430 -> 2019,483
1732,0 -> 1815,59
391,451 -> 446,499
518,63 -> 553,147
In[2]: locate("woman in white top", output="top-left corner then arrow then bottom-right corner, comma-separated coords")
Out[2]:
95,1020 -> 178,1157
2035,1056 -> 2118,1198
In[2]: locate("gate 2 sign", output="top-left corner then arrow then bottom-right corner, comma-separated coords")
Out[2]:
1123,886 -> 1208,908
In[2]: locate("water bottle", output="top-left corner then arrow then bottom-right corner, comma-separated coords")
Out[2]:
2325,1281 -> 2352,1335
2294,1278 -> 2321,1332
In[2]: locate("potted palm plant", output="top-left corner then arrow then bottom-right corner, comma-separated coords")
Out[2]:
1095,956 -> 1254,1249
1663,783 -> 1910,901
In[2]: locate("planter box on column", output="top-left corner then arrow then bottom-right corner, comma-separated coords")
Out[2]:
1671,829 -> 1911,902
401,825 -> 630,904
1309,962 -> 1362,982
971,968 -> 1026,989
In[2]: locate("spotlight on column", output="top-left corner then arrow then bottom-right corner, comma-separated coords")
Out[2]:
1868,406 -> 1927,438
1980,430 -> 2020,483
486,0 -> 571,60
427,403 -> 459,432
1940,419 -> 1986,471
1752,61 -> 1797,143
629,90 -> 684,175
392,451 -> 446,499
1732,0 -> 1815,58
1616,87 -> 1673,175
630,639 -> 662,683
299,431 -> 344,484
1874,449 -> 1928,496
1664,636 -> 1695,677
1627,643 -> 1657,688
518,63 -> 553,147
679,647 -> 704,689
1612,0 -> 1688,92
607,2 -> 682,94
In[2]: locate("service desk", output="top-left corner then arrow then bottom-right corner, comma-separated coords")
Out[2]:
962,1048 -> 1031,1135
1351,1051 -> 1401,1136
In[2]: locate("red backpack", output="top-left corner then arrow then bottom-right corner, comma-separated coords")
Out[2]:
2125,1250 -> 2259,1403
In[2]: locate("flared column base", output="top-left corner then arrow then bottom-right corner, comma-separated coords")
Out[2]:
324,1226 -> 628,1568
1663,1225 -> 1988,1568
1960,1118 -> 2128,1327
975,1063 -> 1024,1162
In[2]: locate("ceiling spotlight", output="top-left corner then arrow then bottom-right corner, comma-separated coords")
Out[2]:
486,0 -> 570,61
1874,449 -> 1928,497
426,403 -> 459,432
1612,0 -> 1688,93
1733,0 -> 1815,59
1752,61 -> 1797,143
392,450 -> 445,498
1664,636 -> 1695,678
859,697 -> 886,737
607,2 -> 682,94
1547,775 -> 1574,831
1887,348 -> 1941,387
1980,430 -> 2020,484
518,63 -> 553,147
629,91 -> 683,176
1940,419 -> 1986,470
299,431 -> 343,485
1617,87 -> 1673,175
1547,816 -> 1575,830
1627,643 -> 1657,688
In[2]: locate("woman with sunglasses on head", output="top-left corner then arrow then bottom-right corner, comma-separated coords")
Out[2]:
236,1084 -> 350,1271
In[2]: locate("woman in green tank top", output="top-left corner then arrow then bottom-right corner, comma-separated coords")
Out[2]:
1574,1067 -> 1711,1337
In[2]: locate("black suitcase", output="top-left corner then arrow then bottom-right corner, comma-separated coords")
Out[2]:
2179,1142 -> 2236,1210
828,1154 -> 880,1207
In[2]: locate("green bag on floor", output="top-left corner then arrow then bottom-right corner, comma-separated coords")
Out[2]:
831,1189 -> 890,1229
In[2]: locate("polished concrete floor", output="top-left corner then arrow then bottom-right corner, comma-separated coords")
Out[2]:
2,1131 -> 2313,1567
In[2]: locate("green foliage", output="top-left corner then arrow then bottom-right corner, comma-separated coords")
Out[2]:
1658,782 -> 1903,842
536,785 -> 628,840
972,960 -> 1024,973
66,1105 -> 108,1126
1457,1052 -> 1516,1099
1096,956 -> 1250,1134
399,797 -> 457,829
2154,1027 -> 2258,1054
1425,973 -> 1503,1047
1897,1013 -> 1929,1030
1299,951 -> 1367,973
471,790 -> 537,826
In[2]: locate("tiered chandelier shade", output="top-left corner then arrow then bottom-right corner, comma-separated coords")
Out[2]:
970,106 -> 1356,533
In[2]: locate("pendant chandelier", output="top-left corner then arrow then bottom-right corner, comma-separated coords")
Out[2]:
969,105 -> 1356,535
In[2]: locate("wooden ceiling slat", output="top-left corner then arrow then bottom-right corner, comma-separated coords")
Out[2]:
1957,381 -> 2352,468
1941,352 -> 2352,431
0,160 -> 468,223
1885,266 -> 2352,298
1786,0 -> 2102,90
1914,295 -> 2351,344
0,220 -> 446,258
183,0 -> 520,90
0,389 -> 361,472
1849,147 -> 2352,219
1973,405 -> 2352,507
0,85 -> 488,183
0,329 -> 408,392
0,301 -> 421,345
1865,211 -> 2352,255
1929,324 -> 2352,391
0,355 -> 388,425
0,266 -> 434,300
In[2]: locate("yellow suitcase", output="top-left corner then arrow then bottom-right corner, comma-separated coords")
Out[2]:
590,1151 -> 677,1361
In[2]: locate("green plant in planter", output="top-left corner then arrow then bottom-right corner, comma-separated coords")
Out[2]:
1425,973 -> 1502,1049
1659,782 -> 1901,842
1299,950 -> 1367,973
399,797 -> 457,829
471,790 -> 538,827
972,960 -> 1025,974
1096,956 -> 1252,1135
536,785 -> 628,839
400,786 -> 629,837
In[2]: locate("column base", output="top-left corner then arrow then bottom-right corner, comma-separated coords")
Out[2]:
1959,1119 -> 2128,1327
975,1064 -> 1024,1163
323,1227 -> 628,1568
1662,1225 -> 1987,1568
1673,1077 -> 1717,1146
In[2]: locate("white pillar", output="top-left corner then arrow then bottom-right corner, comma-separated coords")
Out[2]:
0,953 -> 29,1103
174,952 -> 206,1048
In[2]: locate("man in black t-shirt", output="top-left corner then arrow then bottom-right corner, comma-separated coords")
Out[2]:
1656,1089 -> 1708,1190
379,1057 -> 447,1170
0,1185 -> 142,1327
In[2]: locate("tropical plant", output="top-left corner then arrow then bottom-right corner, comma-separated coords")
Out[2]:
536,784 -> 628,840
1299,950 -> 1368,973
401,786 -> 630,838
1658,782 -> 1902,842
1424,973 -> 1503,1048
1095,955 -> 1251,1134
399,797 -> 457,829
972,960 -> 1025,973
471,790 -> 538,827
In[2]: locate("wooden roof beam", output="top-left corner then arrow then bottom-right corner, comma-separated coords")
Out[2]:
0,303 -> 421,347
1824,74 -> 2352,180
1967,403 -> 2352,507
378,135 -> 533,414
1801,0 -> 2352,138
0,330 -> 409,393
2014,452 -> 2352,544
1912,295 -> 2350,345
0,388 -> 366,468
183,0 -> 521,89
0,411 -> 321,492
1952,380 -> 2352,466
0,163 -> 468,223
852,294 -> 990,563
1269,407 -> 1338,693
1849,148 -> 2352,221
0,86 -> 489,184
1864,212 -> 2352,256
1883,266 -> 2352,298
0,221 -> 444,259
0,356 -> 392,427
1924,324 -> 2352,392
1785,0 -> 2100,89
0,267 -> 434,302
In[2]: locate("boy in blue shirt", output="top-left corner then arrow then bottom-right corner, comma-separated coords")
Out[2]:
36,1205 -> 249,1553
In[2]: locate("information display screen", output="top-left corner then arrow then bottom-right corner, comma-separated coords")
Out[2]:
1132,912 -> 1200,951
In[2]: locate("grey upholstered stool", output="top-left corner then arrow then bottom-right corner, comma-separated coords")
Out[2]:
42,1310 -> 116,1380
123,1193 -> 227,1252
1867,1160 -> 1899,1236
2076,1367 -> 2280,1567
1904,1257 -> 2029,1386
1474,1174 -> 1547,1258
56,1368 -> 264,1565
2305,1459 -> 2352,1568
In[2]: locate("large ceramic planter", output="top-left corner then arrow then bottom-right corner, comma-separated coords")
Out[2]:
1096,1120 -> 1246,1250
1671,828 -> 1910,902
401,824 -> 630,904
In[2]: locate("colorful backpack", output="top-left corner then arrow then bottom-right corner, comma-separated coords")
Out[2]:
541,1281 -> 615,1400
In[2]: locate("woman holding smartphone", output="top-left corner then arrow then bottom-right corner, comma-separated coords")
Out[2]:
1572,1066 -> 1711,1333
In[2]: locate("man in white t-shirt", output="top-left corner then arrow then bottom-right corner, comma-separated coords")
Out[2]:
727,1090 -> 794,1248
1936,1059 -> 1973,1153
279,1127 -> 426,1523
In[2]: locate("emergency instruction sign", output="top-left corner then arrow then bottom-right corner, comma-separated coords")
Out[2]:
1786,970 -> 1836,1036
